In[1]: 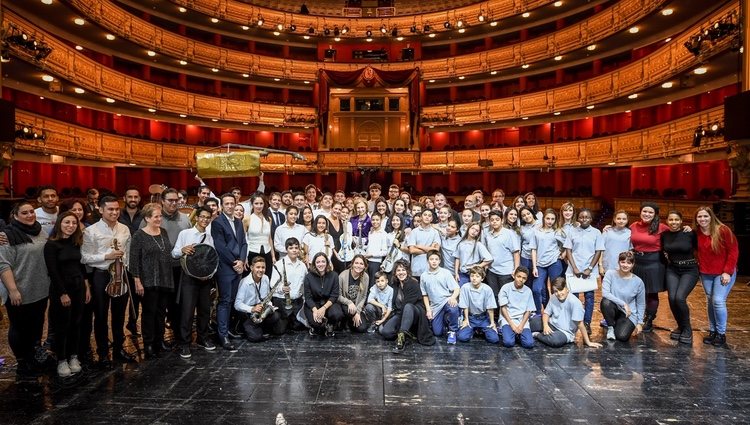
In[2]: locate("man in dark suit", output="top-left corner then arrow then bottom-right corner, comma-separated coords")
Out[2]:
211,193 -> 248,352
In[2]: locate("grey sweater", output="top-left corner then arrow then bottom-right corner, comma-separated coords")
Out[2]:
601,270 -> 646,325
0,232 -> 51,304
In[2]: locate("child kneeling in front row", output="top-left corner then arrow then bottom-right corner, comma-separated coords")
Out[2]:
498,266 -> 536,348
457,266 -> 499,344
530,277 -> 602,349
364,271 -> 394,333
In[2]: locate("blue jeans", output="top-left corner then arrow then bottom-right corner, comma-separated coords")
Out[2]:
520,257 -> 532,272
532,260 -> 563,314
216,273 -> 242,338
500,325 -> 534,348
577,291 -> 595,324
700,271 -> 736,334
457,313 -> 499,343
458,272 -> 471,287
431,303 -> 460,336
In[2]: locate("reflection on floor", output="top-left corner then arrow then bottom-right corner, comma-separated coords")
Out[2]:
1,282 -> 749,424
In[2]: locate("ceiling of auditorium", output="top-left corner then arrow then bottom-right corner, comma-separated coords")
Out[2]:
237,0 -> 483,16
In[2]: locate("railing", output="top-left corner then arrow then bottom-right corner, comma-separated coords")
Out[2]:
14,106 -> 724,171
2,10 -> 317,126
421,2 -> 739,125
65,0 -> 665,82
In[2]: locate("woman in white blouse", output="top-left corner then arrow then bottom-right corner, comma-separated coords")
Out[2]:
245,193 -> 274,278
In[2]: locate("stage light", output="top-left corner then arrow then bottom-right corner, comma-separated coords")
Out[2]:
341,25 -> 349,34
391,27 -> 398,37
308,25 -> 315,35
423,24 -> 431,33
661,82 -> 673,88
456,19 -> 464,28
333,26 -> 340,36
381,24 -> 387,34
277,23 -> 283,31
324,26 -> 331,36
477,13 -> 485,22
443,21 -> 451,29
289,24 -> 296,32
366,29 -> 372,37
662,8 -> 673,16
211,18 -> 219,23
410,24 -> 417,33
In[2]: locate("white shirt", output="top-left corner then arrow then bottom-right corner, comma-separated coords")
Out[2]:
82,219 -> 131,270
270,256 -> 307,300
172,226 -> 215,259
234,274 -> 271,313
35,207 -> 58,235
246,214 -> 272,253
273,222 -> 307,254
366,228 -> 389,262
302,232 -> 334,263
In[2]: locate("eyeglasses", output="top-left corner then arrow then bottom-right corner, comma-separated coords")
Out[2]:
164,198 -> 179,203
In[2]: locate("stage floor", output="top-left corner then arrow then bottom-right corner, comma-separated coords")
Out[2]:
1,281 -> 749,425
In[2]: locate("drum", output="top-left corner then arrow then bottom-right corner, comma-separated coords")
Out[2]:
180,244 -> 219,281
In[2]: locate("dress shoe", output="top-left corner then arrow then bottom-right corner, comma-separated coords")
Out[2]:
712,333 -> 726,347
221,337 -> 238,353
703,331 -> 717,345
113,349 -> 137,364
144,345 -> 159,359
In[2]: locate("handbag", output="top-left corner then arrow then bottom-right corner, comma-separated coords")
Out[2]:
565,271 -> 598,293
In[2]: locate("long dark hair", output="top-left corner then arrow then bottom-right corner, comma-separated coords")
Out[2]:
49,211 -> 83,246
640,202 -> 661,235
308,252 -> 333,275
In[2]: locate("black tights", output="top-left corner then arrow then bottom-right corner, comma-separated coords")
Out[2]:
6,298 -> 47,362
665,267 -> 698,331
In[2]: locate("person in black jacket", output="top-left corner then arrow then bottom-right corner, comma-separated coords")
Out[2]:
303,252 -> 343,337
378,259 -> 436,353
44,211 -> 90,377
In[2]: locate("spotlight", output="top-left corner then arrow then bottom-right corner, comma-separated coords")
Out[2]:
693,125 -> 704,147
423,24 -> 431,33
257,15 -> 264,26
444,21 -> 451,29
366,28 -> 372,37
456,19 -> 464,28
341,25 -> 349,34
277,23 -> 283,31
391,27 -> 398,37
324,26 -> 330,36
333,26 -> 340,36
289,24 -> 296,32
478,13 -> 485,22
308,25 -> 315,34
381,24 -> 387,34
410,24 -> 417,33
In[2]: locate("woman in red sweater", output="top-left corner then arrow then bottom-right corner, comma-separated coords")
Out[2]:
629,202 -> 669,332
695,206 -> 738,347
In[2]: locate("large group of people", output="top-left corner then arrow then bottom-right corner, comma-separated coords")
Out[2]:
0,180 -> 739,379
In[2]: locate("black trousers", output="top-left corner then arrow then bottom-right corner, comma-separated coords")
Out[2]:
239,310 -> 283,342
167,267 -> 182,335
5,297 -> 47,362
303,302 -> 344,330
665,266 -> 699,332
486,271 -> 514,301
142,287 -> 171,348
342,304 -> 370,333
271,297 -> 304,332
178,275 -> 212,346
50,289 -> 85,361
600,298 -> 637,342
92,270 -> 128,359
380,303 -> 419,340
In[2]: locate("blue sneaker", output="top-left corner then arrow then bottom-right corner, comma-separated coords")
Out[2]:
447,331 -> 457,345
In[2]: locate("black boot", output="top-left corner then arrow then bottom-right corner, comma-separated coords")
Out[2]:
642,314 -> 654,333
712,333 -> 726,347
703,331 -> 717,345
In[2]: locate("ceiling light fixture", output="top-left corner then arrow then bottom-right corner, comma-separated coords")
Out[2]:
42,75 -> 54,82
629,26 -> 639,34
211,18 -> 219,23
74,87 -> 85,94
179,60 -> 187,65
554,55 -> 563,61
587,44 -> 597,51
178,7 -> 186,13
105,34 -> 115,41
147,50 -> 156,56
74,18 -> 85,25
694,66 -> 708,74
105,98 -> 115,103
661,82 -> 673,88
661,8 -> 673,16
628,94 -> 638,99
522,12 -> 530,18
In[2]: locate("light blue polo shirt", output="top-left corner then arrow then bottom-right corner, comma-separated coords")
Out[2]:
498,282 -> 536,328
459,283 -> 497,315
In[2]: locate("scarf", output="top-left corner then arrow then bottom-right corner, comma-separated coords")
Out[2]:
5,220 -> 42,246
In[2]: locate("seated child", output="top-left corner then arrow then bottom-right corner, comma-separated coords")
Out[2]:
498,266 -> 535,348
364,271 -> 394,333
530,277 -> 602,349
457,266 -> 499,344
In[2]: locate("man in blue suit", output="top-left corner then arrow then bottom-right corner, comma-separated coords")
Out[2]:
211,193 -> 248,352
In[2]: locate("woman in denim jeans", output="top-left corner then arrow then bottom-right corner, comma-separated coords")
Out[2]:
694,206 -> 739,347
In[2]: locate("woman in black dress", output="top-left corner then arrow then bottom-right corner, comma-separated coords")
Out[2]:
303,252 -> 343,337
130,203 -> 176,358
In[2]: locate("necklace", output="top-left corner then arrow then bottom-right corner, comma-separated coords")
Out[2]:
151,232 -> 165,251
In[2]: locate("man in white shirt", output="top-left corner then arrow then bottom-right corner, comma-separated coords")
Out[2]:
234,257 -> 283,342
81,195 -> 136,366
273,206 -> 306,257
34,185 -> 58,235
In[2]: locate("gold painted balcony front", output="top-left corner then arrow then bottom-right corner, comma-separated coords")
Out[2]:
67,0 -> 664,82
171,0 -> 556,37
15,106 -> 724,172
421,2 -> 738,126
3,11 -> 316,126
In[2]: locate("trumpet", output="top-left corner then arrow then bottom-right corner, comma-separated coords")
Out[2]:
251,272 -> 285,324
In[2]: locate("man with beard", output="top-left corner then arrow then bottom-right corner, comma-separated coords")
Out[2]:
119,186 -> 143,336
35,185 -> 59,235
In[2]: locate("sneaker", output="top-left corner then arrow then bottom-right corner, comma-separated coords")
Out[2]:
532,332 -> 540,339
325,324 -> 335,337
447,331 -> 457,345
221,337 -> 238,353
679,330 -> 693,345
606,327 -> 615,340
599,319 -> 609,328
367,324 -> 378,333
584,322 -> 592,336
57,360 -> 72,378
196,339 -> 216,351
68,356 -> 82,374
670,328 -> 682,340
703,331 -> 717,345
179,346 -> 192,359
393,332 -> 405,354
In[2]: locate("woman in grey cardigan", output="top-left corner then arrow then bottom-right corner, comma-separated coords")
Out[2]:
338,254 -> 370,332
601,251 -> 646,342
0,201 -> 51,376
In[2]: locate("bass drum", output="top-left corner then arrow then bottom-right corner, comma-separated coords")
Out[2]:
180,244 -> 219,281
